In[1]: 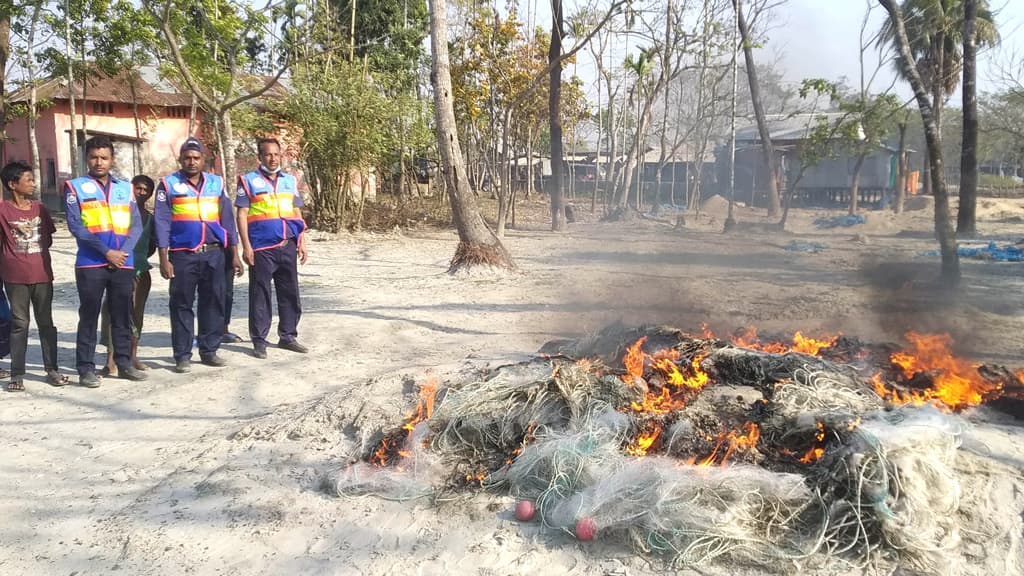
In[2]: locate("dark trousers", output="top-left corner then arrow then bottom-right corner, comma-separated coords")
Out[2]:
169,248 -> 225,361
224,248 -> 235,331
249,239 -> 301,346
76,267 -> 133,374
6,282 -> 59,377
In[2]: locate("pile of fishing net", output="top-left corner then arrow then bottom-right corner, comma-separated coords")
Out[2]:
329,325 -> 977,573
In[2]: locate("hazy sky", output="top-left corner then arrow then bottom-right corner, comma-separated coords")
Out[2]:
557,0 -> 1024,104
774,0 -> 1024,97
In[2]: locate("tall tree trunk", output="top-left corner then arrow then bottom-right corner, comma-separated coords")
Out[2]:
879,0 -> 959,284
64,0 -> 80,177
26,3 -> 42,188
592,76 -> 602,213
732,0 -> 780,216
526,129 -> 534,199
957,0 -> 978,236
220,112 -> 237,193
129,69 -> 143,175
428,0 -> 512,271
849,151 -> 867,215
0,9 -> 9,163
548,0 -> 566,231
496,110 -> 511,237
894,115 -> 908,213
79,29 -> 88,143
188,93 -> 198,134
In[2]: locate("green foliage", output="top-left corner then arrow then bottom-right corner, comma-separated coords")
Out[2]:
978,173 -> 1021,188
282,58 -> 424,231
327,0 -> 428,92
877,0 -> 999,96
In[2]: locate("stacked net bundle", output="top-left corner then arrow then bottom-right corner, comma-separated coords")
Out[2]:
493,420 -> 626,508
704,347 -> 863,392
808,407 -> 963,574
430,358 -> 636,458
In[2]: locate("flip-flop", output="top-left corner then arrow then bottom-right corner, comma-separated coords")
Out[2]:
46,371 -> 70,387
7,379 -> 24,392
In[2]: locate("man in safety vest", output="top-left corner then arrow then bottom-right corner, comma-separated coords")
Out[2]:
154,137 -> 243,373
235,137 -> 308,359
65,136 -> 146,387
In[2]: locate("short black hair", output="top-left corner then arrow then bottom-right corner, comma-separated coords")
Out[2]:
131,174 -> 155,193
1,161 -> 32,192
257,138 -> 282,154
84,135 -> 115,156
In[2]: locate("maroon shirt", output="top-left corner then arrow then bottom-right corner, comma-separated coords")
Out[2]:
0,200 -> 56,284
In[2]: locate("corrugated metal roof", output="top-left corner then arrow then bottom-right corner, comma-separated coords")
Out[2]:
735,113 -> 849,143
10,65 -> 289,108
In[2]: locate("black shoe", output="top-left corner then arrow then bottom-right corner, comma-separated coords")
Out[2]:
200,354 -> 227,367
80,371 -> 101,388
118,365 -> 149,381
253,344 -> 268,359
221,331 -> 244,344
278,340 -> 309,354
174,359 -> 192,374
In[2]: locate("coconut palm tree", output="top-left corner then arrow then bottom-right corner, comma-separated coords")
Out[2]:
877,0 -> 998,206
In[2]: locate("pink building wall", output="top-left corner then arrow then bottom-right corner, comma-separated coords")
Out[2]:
2,101 -> 203,209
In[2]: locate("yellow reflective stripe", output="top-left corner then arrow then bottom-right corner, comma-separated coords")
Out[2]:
248,192 -> 294,219
199,197 -> 220,221
81,205 -> 112,230
110,205 -> 132,234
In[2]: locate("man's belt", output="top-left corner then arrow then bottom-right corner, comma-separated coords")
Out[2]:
194,242 -> 223,253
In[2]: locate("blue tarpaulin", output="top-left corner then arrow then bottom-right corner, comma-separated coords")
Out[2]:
957,242 -> 1024,262
923,242 -> 1024,262
814,214 -> 866,229
785,240 -> 828,253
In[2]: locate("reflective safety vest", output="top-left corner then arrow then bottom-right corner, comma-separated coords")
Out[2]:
238,170 -> 306,250
161,172 -> 227,251
66,176 -> 135,268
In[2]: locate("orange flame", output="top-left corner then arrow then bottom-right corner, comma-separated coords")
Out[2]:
626,423 -> 662,456
622,338 -> 712,414
371,438 -> 390,466
730,327 -> 837,356
403,379 -> 439,432
693,422 -> 760,466
872,332 -> 1003,411
799,422 -> 826,464
372,379 -> 439,467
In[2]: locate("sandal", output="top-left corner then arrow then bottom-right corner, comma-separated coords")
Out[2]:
46,370 -> 70,387
0,369 -> 9,379
7,379 -> 24,392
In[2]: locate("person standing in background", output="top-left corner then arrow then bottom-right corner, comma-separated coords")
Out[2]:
101,175 -> 157,375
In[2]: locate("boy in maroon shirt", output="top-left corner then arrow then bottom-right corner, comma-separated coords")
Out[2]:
0,161 -> 67,390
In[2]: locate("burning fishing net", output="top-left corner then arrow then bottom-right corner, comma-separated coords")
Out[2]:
327,324 -> 1024,572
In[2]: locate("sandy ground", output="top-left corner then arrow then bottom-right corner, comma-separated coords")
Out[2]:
2,196 -> 1023,575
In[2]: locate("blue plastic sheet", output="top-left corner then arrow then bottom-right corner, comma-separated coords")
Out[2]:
956,241 -> 1024,262
813,214 -> 866,229
785,240 -> 828,253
